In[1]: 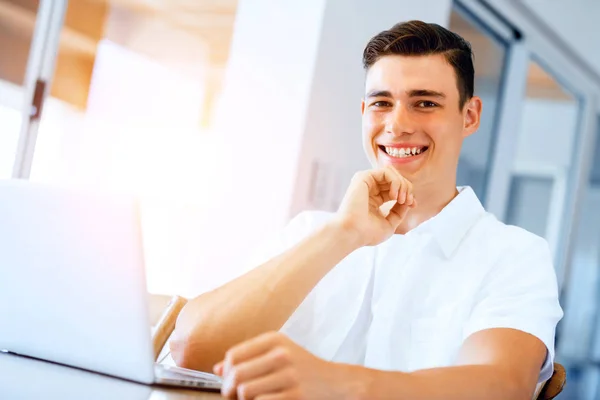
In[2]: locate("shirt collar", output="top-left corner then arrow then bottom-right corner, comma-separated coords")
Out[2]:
410,186 -> 486,258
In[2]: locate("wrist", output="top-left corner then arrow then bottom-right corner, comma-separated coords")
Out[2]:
330,362 -> 377,400
325,217 -> 364,251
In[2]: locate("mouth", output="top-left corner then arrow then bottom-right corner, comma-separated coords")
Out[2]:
378,144 -> 429,159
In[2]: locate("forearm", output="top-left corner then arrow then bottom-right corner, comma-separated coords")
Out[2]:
171,221 -> 361,371
341,364 -> 532,400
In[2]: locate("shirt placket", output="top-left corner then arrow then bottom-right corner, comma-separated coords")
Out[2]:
365,233 -> 431,370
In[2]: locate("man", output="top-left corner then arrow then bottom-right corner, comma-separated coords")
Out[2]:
170,20 -> 563,400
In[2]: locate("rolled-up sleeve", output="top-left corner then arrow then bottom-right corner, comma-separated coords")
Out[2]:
462,235 -> 564,383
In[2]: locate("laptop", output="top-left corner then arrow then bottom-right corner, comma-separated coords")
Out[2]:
0,179 -> 221,391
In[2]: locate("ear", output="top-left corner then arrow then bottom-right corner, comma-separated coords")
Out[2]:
462,96 -> 482,138
361,99 -> 366,115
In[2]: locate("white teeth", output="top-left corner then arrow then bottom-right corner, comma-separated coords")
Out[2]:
384,146 -> 425,158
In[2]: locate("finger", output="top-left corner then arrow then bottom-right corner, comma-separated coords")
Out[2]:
407,191 -> 414,206
384,167 -> 404,203
236,368 -> 297,400
213,361 -> 224,376
256,390 -> 299,400
224,332 -> 283,375
370,167 -> 397,201
374,182 -> 394,203
351,171 -> 379,197
378,191 -> 394,204
403,179 -> 414,206
386,202 -> 410,228
398,178 -> 407,204
221,347 -> 292,398
387,169 -> 412,206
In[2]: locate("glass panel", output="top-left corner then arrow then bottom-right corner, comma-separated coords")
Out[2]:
504,61 -> 579,241
29,0 -> 238,297
556,116 -> 600,400
0,0 -> 39,178
449,9 -> 507,200
505,176 -> 553,237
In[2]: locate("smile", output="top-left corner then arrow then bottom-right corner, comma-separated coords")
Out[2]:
378,145 -> 429,158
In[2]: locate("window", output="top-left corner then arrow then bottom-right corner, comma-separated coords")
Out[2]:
27,0 -> 238,297
0,0 -> 40,178
449,8 -> 507,201
504,61 -> 579,244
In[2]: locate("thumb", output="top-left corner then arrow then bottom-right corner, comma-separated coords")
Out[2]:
386,202 -> 410,229
213,361 -> 224,376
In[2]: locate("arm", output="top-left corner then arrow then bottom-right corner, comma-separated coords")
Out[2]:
169,220 -> 361,372
358,328 -> 546,400
170,166 -> 415,372
217,328 -> 545,400
215,228 -> 559,399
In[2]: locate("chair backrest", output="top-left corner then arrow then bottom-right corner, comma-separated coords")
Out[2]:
535,363 -> 566,400
149,294 -> 188,361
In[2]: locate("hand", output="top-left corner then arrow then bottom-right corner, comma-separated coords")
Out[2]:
215,332 -> 354,400
334,165 -> 416,247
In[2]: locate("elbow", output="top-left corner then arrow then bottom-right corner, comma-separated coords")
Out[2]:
168,304 -> 225,372
502,372 -> 537,400
513,387 -> 535,400
169,330 -> 196,370
169,326 -> 221,373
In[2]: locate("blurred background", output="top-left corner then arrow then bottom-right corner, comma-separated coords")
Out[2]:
1,0 -> 599,398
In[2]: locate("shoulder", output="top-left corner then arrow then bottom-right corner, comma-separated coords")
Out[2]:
473,213 -> 555,282
475,212 -> 550,256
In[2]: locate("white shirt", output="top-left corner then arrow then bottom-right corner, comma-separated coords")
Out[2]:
249,187 -> 563,383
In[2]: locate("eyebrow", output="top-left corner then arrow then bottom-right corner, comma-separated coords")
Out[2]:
407,89 -> 446,99
365,89 -> 446,99
365,90 -> 392,99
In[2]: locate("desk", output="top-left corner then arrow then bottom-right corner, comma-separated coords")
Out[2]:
0,352 -> 222,399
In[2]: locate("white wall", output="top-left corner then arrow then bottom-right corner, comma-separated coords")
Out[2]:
521,0 -> 600,79
2,0 -> 456,297
207,0 -> 452,296
289,0 -> 453,216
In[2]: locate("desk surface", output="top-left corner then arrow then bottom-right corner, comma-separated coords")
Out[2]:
0,352 -> 222,399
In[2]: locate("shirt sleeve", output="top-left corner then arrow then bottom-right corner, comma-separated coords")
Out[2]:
462,233 -> 564,383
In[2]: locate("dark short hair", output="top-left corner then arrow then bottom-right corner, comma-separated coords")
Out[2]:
363,20 -> 474,109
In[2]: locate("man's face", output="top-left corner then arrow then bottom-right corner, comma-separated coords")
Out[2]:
361,54 -> 481,186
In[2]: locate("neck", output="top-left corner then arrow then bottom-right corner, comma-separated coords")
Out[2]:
395,179 -> 459,235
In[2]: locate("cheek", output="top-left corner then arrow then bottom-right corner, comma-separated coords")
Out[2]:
362,116 -> 380,163
425,115 -> 463,147
427,128 -> 464,162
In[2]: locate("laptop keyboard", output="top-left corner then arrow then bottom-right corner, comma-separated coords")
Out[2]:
154,363 -> 222,389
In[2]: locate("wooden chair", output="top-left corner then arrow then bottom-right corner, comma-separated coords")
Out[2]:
149,293 -> 188,361
534,363 -> 566,400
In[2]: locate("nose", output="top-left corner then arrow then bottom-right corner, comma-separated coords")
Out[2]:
385,105 -> 416,136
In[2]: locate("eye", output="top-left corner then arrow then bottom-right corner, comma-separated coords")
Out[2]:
371,101 -> 392,108
416,101 -> 438,108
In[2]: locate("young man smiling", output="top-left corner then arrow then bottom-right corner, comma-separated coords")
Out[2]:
170,21 -> 563,400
